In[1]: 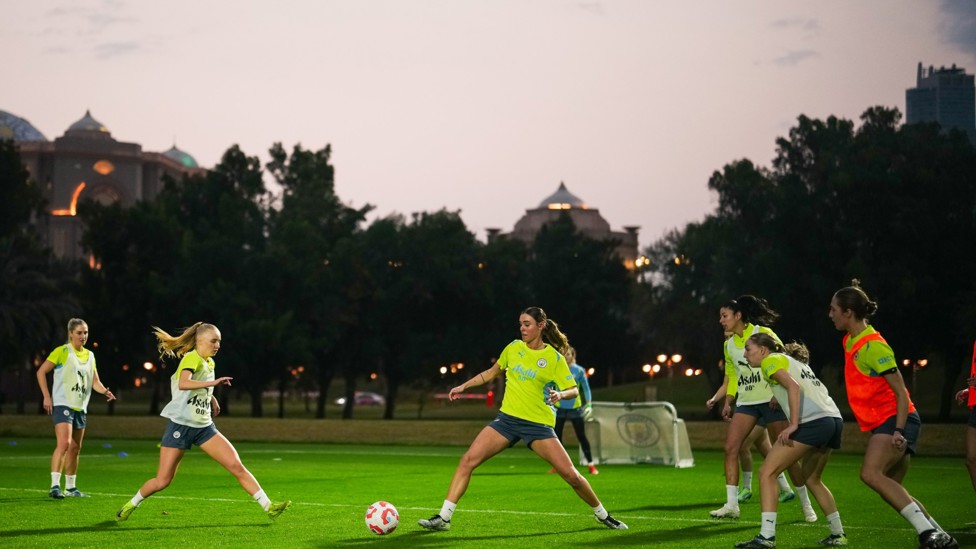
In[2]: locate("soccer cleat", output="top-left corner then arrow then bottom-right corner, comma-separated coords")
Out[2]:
64,488 -> 90,498
803,505 -> 818,523
266,500 -> 292,520
115,502 -> 137,521
588,464 -> 599,475
818,533 -> 848,546
596,514 -> 628,530
737,486 -> 753,502
49,486 -> 64,499
778,490 -> 796,503
709,503 -> 740,519
735,534 -> 776,548
918,529 -> 960,549
418,514 -> 451,531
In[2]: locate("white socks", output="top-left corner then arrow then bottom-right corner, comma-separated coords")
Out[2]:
65,475 -> 77,490
826,511 -> 844,536
253,489 -> 271,511
130,490 -> 145,507
796,485 -> 812,508
726,485 -> 739,507
900,502 -> 935,534
50,472 -> 61,488
592,503 -> 608,520
440,500 -> 457,521
760,512 -> 777,538
776,473 -> 790,492
742,471 -> 753,490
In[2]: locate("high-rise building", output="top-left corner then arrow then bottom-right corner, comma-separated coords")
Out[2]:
905,62 -> 976,144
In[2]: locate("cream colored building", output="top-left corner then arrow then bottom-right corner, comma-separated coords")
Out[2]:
2,109 -> 203,260
489,182 -> 640,269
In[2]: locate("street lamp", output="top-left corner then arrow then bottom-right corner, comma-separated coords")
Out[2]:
902,358 -> 928,396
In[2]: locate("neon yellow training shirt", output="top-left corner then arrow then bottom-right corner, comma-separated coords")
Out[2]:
496,340 -> 575,426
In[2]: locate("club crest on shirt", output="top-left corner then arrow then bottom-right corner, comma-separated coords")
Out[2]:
537,358 -> 548,368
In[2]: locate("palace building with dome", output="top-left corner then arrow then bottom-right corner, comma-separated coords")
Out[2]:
1,109 -> 204,260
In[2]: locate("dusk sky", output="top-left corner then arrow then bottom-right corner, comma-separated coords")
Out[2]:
3,1 -> 975,249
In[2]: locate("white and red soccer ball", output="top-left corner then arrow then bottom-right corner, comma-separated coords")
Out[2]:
365,501 -> 399,535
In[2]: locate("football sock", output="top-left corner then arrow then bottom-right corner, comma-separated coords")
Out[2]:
742,471 -> 753,490
796,485 -> 812,507
253,489 -> 271,511
130,490 -> 145,507
726,485 -> 738,507
899,502 -> 935,534
440,500 -> 457,521
592,503 -> 608,520
760,512 -> 777,539
826,511 -> 844,535
51,472 -> 61,488
776,473 -> 790,492
66,475 -> 77,490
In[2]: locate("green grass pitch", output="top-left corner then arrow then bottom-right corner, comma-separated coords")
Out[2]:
0,437 -> 972,548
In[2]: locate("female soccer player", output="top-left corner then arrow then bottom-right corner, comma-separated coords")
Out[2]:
36,318 -> 115,498
830,282 -> 957,549
734,335 -> 847,548
711,296 -> 816,522
418,307 -> 627,531
953,339 -> 976,492
549,346 -> 599,475
115,323 -> 290,522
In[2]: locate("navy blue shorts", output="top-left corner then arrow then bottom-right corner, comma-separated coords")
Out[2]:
488,412 -> 557,449
52,406 -> 86,429
161,421 -> 219,450
735,402 -> 787,425
872,412 -> 921,455
790,416 -> 843,449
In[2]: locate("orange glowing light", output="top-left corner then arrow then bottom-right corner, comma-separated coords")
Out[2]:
51,182 -> 87,216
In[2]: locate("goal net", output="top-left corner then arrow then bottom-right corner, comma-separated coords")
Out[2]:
580,401 -> 694,468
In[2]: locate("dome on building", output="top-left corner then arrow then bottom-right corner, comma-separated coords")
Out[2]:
162,145 -> 199,169
65,110 -> 111,137
0,110 -> 48,142
539,182 -> 586,209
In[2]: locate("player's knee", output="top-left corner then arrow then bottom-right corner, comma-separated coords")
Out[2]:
561,470 -> 584,489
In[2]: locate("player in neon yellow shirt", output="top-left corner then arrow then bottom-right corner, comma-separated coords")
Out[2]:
419,307 -> 627,532
36,318 -> 115,499
115,323 -> 290,522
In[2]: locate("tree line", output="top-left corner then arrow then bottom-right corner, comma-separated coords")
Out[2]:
1,106 -> 973,420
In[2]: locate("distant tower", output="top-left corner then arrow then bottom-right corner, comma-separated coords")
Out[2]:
905,62 -> 976,144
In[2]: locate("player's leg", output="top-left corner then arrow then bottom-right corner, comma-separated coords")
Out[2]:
419,426 -> 510,530
200,432 -> 261,493
738,425 -> 762,501
48,421 -> 71,498
568,416 -> 596,473
532,437 -> 627,530
801,447 -> 847,546
966,419 -> 976,492
117,447 -> 185,521
714,411 -> 757,518
767,418 -> 815,519
736,440 -> 808,548
63,426 -> 88,496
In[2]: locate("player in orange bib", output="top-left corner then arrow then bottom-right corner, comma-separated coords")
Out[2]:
829,281 -> 957,549
953,339 -> 976,492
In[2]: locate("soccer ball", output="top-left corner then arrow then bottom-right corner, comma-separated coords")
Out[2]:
365,501 -> 399,535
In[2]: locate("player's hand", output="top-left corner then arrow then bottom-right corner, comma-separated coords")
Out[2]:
582,403 -> 593,420
706,397 -> 716,410
721,403 -> 732,422
777,424 -> 797,446
546,388 -> 561,405
448,385 -> 464,401
891,431 -> 907,449
42,397 -> 53,414
215,376 -> 233,387
212,400 -> 221,416
103,388 -> 116,402
955,389 -> 968,404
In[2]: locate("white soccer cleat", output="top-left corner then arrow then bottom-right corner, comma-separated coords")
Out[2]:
710,503 -> 740,519
803,505 -> 818,523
